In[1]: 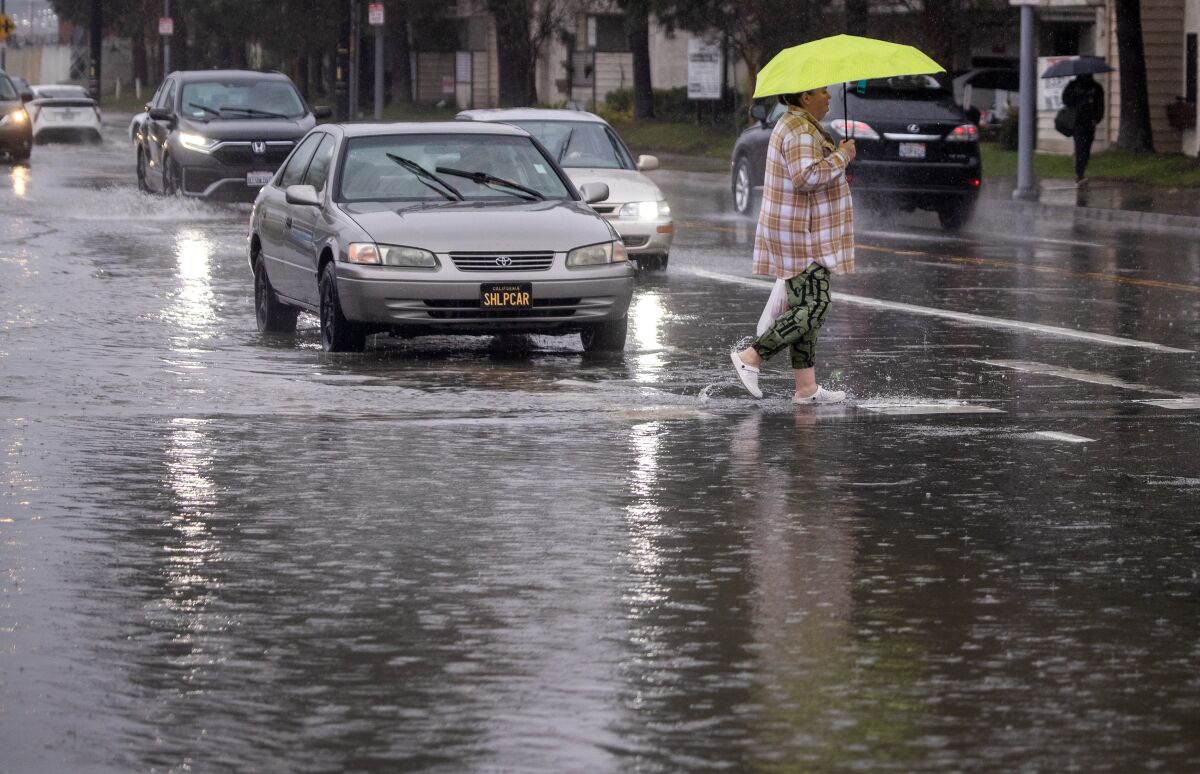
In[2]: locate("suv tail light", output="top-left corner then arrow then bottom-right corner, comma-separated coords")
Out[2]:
946,124 -> 978,142
828,119 -> 880,140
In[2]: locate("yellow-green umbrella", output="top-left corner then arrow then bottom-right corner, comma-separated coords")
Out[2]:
753,34 -> 944,98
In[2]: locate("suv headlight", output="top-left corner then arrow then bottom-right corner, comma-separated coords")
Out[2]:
346,243 -> 438,268
0,108 -> 28,126
566,241 -> 628,267
618,201 -> 670,220
179,133 -> 219,153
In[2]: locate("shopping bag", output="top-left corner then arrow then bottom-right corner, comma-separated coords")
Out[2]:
756,279 -> 789,336
1054,105 -> 1076,138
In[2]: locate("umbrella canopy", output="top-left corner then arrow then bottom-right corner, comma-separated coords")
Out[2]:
1041,56 -> 1115,79
958,68 -> 1020,92
753,35 -> 944,98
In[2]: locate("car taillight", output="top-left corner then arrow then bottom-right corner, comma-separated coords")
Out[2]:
828,118 -> 880,140
947,124 -> 978,142
969,178 -> 981,188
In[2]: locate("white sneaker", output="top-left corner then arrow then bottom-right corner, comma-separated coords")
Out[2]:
730,350 -> 762,398
793,386 -> 846,404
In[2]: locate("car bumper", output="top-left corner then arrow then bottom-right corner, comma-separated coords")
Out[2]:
172,144 -> 290,200
0,121 -> 32,152
32,120 -> 102,142
607,217 -> 674,256
848,158 -> 981,207
334,261 -> 635,335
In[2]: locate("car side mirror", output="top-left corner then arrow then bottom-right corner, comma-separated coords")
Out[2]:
636,154 -> 659,171
19,90 -> 34,103
312,105 -> 332,119
285,184 -> 321,207
148,107 -> 174,122
749,103 -> 769,124
579,182 -> 610,204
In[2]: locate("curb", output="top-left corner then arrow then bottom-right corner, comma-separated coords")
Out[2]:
983,195 -> 1200,233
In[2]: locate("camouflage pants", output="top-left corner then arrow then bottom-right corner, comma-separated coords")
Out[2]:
751,263 -> 831,369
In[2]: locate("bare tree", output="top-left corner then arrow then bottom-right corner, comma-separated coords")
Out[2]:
486,0 -> 577,106
1114,0 -> 1154,151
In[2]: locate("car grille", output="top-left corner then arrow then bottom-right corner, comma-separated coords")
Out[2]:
450,252 -> 555,272
212,141 -> 295,166
421,298 -> 581,319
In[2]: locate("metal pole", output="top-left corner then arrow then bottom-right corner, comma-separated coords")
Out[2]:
374,20 -> 383,120
1,0 -> 7,71
348,0 -> 359,119
163,0 -> 171,79
1014,3 -> 1038,200
89,0 -> 102,101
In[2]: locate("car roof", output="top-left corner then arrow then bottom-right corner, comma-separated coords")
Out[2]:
456,108 -> 609,125
334,121 -> 532,138
169,69 -> 295,83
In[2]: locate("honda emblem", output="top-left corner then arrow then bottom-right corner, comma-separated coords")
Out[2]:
252,141 -> 266,154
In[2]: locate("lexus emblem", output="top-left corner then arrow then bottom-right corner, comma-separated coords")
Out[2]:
252,141 -> 266,154
494,256 -> 513,267
907,123 -> 920,133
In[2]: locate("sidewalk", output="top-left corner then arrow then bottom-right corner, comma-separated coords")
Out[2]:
981,176 -> 1200,232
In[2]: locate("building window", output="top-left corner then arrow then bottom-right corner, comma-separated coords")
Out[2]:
586,15 -> 628,53
1187,33 -> 1197,105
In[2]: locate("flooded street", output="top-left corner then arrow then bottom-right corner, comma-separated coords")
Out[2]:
2,118 -> 1198,772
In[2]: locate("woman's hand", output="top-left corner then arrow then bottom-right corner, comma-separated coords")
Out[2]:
838,139 -> 857,162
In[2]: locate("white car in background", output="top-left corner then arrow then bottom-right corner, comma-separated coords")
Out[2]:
456,108 -> 673,271
28,84 -> 102,143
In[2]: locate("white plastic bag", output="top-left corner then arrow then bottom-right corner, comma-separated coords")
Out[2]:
756,278 -> 789,336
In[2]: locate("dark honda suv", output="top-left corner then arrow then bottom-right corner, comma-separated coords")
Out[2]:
731,76 -> 981,229
135,69 -> 331,200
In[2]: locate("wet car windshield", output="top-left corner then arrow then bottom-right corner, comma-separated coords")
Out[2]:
506,121 -> 635,170
0,77 -> 18,101
179,79 -> 307,120
338,134 -> 573,203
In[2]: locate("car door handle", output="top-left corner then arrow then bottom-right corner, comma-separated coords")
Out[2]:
285,216 -> 293,229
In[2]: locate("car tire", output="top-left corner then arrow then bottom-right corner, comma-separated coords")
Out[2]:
580,317 -> 628,353
136,149 -> 151,193
254,259 -> 299,334
162,155 -> 180,196
319,263 -> 366,352
938,199 -> 976,231
732,157 -> 758,216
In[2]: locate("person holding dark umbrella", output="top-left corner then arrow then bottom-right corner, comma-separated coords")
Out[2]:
1062,73 -> 1104,184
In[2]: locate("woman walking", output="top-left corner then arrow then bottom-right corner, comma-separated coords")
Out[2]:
730,86 -> 856,403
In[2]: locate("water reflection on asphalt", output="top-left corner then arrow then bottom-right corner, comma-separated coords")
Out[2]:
1,127 -> 1199,772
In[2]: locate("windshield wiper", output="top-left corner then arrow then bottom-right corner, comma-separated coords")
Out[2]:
435,167 -> 545,201
386,153 -> 464,201
217,106 -> 289,119
557,128 -> 575,162
187,102 -> 220,117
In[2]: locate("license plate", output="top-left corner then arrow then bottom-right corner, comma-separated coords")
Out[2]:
480,282 -> 532,309
898,142 -> 926,159
61,110 -> 77,120
246,171 -> 273,186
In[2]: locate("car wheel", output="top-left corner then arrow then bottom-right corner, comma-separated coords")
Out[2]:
580,317 -> 628,353
938,199 -> 976,231
732,157 -> 757,215
12,144 -> 31,163
254,259 -> 299,334
162,155 -> 180,196
136,149 -> 151,193
319,263 -> 366,352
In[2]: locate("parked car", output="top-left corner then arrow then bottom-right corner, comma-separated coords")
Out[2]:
8,74 -> 34,102
455,108 -> 673,271
731,75 -> 982,230
248,121 -> 634,353
28,84 -> 102,143
0,70 -> 32,162
135,69 -> 331,200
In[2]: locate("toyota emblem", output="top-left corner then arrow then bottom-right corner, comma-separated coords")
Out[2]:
907,123 -> 920,133
252,141 -> 266,154
494,256 -> 513,267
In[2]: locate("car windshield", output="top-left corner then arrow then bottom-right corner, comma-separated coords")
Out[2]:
179,79 -> 306,120
835,75 -> 952,102
0,77 -> 17,101
505,120 -> 635,170
36,85 -> 88,99
338,134 -> 573,203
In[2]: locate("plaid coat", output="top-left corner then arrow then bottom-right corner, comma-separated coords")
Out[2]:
751,108 -> 855,278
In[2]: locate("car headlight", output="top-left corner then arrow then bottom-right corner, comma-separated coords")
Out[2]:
618,200 -> 670,220
566,241 -> 628,267
178,132 -> 218,153
346,242 -> 438,268
0,108 -> 28,126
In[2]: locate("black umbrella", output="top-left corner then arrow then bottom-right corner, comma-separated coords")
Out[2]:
1041,56 -> 1115,79
960,68 -> 1020,91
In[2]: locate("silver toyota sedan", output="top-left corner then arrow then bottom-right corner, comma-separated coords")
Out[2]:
248,122 -> 634,352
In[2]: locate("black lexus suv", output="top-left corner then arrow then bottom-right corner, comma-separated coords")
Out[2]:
731,75 -> 982,230
134,69 -> 331,200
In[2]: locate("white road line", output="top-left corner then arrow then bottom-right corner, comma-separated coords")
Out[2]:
1028,431 -> 1096,443
975,360 -> 1183,395
857,402 -> 1004,416
691,269 -> 1193,354
1138,398 -> 1200,410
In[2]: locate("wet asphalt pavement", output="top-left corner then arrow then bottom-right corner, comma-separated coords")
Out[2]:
2,117 -> 1199,773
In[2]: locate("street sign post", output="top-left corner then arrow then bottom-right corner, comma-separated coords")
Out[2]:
369,3 -> 384,120
0,13 -> 15,43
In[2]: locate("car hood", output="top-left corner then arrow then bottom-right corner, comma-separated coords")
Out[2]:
560,168 -> 663,204
178,116 -> 314,140
340,199 -> 618,252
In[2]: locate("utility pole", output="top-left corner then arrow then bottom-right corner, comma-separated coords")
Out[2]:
89,0 -> 102,101
371,3 -> 384,121
1012,0 -> 1039,200
163,0 -> 171,79
1,0 -> 7,71
348,0 -> 360,120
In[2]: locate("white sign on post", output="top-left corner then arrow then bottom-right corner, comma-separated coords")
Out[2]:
1038,55 -> 1074,110
368,3 -> 384,26
687,39 -> 723,100
158,17 -> 173,36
